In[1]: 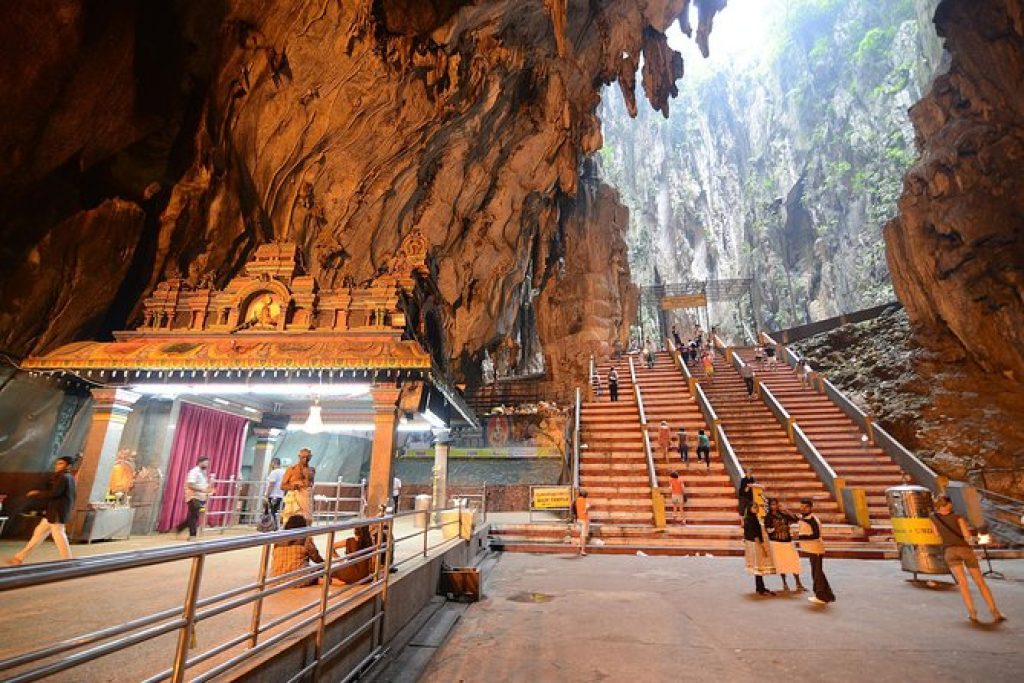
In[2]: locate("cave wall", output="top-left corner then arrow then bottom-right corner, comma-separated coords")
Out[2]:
884,0 -> 1024,381
0,0 -> 727,396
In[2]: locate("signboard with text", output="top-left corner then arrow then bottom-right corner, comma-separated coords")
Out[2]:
531,486 -> 572,510
661,294 -> 707,310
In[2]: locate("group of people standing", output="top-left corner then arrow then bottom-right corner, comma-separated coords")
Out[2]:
738,472 -> 835,605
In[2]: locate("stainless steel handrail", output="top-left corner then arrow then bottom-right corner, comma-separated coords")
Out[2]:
629,357 -> 659,489
573,386 -> 582,490
0,515 -> 409,683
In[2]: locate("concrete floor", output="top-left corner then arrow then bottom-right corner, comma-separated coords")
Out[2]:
0,518 -> 463,682
423,554 -> 1024,683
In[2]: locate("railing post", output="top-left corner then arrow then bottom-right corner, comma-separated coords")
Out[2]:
314,530 -> 336,668
864,415 -> 875,443
423,511 -> 429,557
171,555 -> 205,683
786,417 -> 795,444
834,477 -> 847,513
248,543 -> 271,647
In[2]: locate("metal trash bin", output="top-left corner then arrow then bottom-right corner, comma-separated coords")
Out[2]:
886,485 -> 947,577
413,494 -> 432,529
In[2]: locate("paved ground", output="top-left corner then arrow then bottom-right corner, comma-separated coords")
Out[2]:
0,517 -> 464,682
423,554 -> 1024,683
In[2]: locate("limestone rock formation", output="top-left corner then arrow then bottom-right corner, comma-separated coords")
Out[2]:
0,0 -> 725,395
885,0 -> 1024,382
599,0 -> 944,336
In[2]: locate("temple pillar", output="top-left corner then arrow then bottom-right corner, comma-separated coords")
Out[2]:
250,427 -> 279,484
366,386 -> 401,516
431,429 -> 450,523
68,387 -> 140,538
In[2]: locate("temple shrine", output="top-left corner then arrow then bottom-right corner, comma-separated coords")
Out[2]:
21,231 -> 475,541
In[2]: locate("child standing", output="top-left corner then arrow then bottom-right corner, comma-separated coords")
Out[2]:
575,489 -> 590,556
669,471 -> 686,524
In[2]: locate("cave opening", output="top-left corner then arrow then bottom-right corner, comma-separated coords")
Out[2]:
595,0 -> 945,343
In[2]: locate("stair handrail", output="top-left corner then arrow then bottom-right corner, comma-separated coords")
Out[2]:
715,423 -> 745,488
693,382 -> 718,437
572,386 -> 582,490
628,357 -> 659,490
588,354 -> 597,401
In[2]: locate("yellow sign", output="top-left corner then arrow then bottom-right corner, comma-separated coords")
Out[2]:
752,484 -> 766,514
532,486 -> 572,510
661,294 -> 707,310
892,517 -> 942,545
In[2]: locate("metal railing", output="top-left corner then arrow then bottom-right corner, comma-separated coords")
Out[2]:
760,333 -> 942,492
390,503 -> 473,570
572,387 -> 582,490
0,516 -> 397,683
588,354 -> 598,400
201,477 -> 365,530
628,357 -> 659,491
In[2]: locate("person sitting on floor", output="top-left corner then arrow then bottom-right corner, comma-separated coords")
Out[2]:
271,515 -> 324,586
330,525 -> 376,585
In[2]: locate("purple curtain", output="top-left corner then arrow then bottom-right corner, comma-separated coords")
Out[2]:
157,402 -> 248,532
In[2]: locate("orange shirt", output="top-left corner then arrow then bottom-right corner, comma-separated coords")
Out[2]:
670,478 -> 684,496
575,497 -> 589,521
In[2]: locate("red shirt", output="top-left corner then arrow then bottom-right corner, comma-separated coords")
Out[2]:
670,478 -> 684,496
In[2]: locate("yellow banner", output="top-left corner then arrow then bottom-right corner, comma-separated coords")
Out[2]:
892,517 -> 943,545
661,294 -> 707,310
532,486 -> 572,510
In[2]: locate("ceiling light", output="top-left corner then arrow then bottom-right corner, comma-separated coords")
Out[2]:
304,399 -> 324,434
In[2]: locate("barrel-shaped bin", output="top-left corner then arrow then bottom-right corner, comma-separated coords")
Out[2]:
413,494 -> 432,529
886,485 -> 947,575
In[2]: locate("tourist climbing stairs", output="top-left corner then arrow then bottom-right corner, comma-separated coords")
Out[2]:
734,346 -> 905,522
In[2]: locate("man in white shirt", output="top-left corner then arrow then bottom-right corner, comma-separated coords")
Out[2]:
392,476 -> 402,512
266,457 -> 284,519
177,457 -> 210,540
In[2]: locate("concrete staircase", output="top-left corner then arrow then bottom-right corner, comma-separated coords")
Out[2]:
634,353 -> 739,527
734,347 -> 905,521
700,352 -> 844,523
578,360 -> 653,526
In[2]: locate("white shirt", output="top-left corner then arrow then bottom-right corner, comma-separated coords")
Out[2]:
392,477 -> 402,497
267,468 -> 284,498
185,466 -> 210,502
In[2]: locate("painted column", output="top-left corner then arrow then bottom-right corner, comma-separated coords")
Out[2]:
365,386 -> 401,516
68,387 -> 140,538
250,427 -> 279,487
431,428 -> 451,523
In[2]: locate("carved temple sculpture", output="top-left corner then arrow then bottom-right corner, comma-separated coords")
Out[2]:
23,230 -> 441,380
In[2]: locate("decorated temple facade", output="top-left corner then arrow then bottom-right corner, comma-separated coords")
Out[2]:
14,231 -> 471,542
